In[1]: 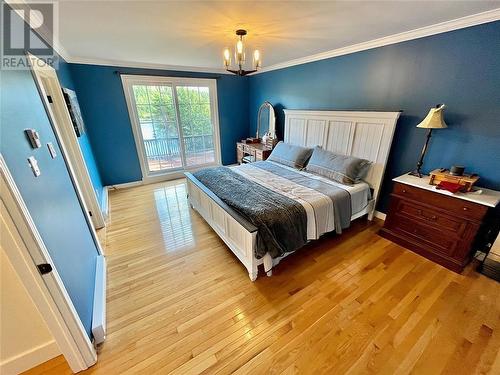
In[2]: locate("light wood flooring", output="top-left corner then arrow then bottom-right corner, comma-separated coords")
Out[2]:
25,179 -> 500,374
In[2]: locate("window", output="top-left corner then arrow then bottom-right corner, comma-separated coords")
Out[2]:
122,75 -> 221,179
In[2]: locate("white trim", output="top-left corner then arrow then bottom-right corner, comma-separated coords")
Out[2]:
29,54 -> 106,230
108,180 -> 143,190
102,186 -> 109,219
251,8 -> 500,75
283,109 -> 401,120
0,340 -> 60,375
106,164 -> 214,190
28,55 -> 105,259
6,1 -> 499,76
121,74 -> 222,182
374,211 -> 387,221
0,156 -> 97,373
67,56 -> 231,75
92,255 -> 107,345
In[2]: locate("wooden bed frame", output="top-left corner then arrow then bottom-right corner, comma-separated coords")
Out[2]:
186,109 -> 401,280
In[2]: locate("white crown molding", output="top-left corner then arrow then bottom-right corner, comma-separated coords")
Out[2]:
65,56 -> 232,75
250,8 -> 500,75
8,1 -> 499,76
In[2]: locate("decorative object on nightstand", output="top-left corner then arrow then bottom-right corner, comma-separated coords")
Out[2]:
379,173 -> 500,273
409,104 -> 448,178
429,168 -> 479,192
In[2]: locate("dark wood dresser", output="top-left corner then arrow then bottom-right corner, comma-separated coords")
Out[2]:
379,174 -> 500,273
237,142 -> 273,164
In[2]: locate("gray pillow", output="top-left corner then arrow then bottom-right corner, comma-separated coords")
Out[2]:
267,141 -> 313,169
305,146 -> 371,185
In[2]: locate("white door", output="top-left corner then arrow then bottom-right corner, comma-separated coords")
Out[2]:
29,54 -> 106,230
122,75 -> 221,181
1,157 -> 97,373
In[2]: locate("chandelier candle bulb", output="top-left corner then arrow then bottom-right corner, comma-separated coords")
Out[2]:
223,48 -> 231,67
253,50 -> 261,68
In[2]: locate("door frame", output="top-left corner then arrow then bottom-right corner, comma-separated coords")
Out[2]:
29,54 -> 106,230
121,74 -> 222,183
0,155 -> 97,373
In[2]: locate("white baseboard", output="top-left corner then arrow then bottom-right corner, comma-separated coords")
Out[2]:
101,186 -> 109,220
92,255 -> 107,345
107,180 -> 143,190
374,210 -> 386,221
0,340 -> 60,375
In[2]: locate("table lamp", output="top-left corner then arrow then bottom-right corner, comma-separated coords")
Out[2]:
409,104 -> 448,177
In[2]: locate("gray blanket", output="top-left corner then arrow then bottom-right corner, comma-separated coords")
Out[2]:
192,167 -> 308,259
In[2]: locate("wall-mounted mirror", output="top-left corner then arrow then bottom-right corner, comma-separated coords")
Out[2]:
256,101 -> 276,140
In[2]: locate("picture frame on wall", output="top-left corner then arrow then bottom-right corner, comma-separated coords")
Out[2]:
62,87 -> 85,137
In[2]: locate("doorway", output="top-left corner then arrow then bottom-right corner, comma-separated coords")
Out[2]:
29,54 -> 106,230
122,75 -> 221,181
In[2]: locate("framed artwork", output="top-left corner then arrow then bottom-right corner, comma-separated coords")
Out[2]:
62,87 -> 85,137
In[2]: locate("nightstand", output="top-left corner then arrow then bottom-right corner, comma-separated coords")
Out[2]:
236,142 -> 273,164
379,173 -> 500,273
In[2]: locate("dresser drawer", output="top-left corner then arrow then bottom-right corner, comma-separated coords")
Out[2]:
394,199 -> 467,236
393,182 -> 487,221
391,214 -> 459,257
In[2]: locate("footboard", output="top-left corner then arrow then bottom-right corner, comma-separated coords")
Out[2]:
185,173 -> 261,280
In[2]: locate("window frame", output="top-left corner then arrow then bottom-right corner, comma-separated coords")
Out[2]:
121,75 -> 222,182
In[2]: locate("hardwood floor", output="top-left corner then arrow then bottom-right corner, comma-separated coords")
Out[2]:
25,179 -> 500,374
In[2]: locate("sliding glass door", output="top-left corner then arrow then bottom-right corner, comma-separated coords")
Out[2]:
122,76 -> 220,179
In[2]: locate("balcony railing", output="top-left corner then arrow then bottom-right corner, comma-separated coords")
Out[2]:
143,135 -> 214,159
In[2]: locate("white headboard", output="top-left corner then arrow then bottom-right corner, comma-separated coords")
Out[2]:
283,109 -> 401,205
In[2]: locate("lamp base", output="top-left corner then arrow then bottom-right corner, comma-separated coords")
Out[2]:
408,170 -> 423,178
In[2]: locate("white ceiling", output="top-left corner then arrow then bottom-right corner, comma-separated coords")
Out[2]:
57,1 -> 500,72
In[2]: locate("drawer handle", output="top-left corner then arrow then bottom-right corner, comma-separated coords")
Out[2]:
463,207 -> 469,211
417,209 -> 437,221
402,189 -> 407,193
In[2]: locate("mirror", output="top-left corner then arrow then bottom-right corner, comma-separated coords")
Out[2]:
256,101 -> 276,140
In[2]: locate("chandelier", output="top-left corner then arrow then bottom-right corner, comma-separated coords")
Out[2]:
223,29 -> 261,76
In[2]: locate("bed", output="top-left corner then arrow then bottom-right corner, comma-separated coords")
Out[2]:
186,109 -> 401,280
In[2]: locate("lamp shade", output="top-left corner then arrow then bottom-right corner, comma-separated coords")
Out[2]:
416,104 -> 448,129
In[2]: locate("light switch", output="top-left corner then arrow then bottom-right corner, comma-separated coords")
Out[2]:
47,142 -> 57,158
27,156 -> 41,177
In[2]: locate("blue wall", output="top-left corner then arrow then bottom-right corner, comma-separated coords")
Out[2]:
68,64 -> 249,185
248,21 -> 500,212
56,59 -> 106,210
1,68 -> 99,337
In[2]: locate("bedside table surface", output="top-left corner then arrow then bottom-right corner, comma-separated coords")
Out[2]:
393,173 -> 500,208
237,142 -> 272,151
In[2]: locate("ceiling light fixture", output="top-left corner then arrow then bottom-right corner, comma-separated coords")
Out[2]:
223,29 -> 261,76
